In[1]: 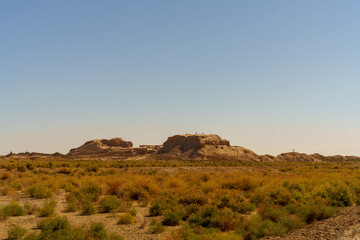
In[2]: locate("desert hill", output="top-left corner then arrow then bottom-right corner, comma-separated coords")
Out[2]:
157,134 -> 260,161
1,134 -> 360,162
67,137 -> 160,158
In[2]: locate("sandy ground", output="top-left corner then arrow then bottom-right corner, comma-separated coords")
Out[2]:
0,190 -> 179,240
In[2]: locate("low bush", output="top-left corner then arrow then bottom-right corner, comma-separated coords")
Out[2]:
162,210 -> 181,226
65,194 -> 78,212
39,200 -> 57,217
81,181 -> 103,202
149,200 -> 168,216
0,201 -> 25,220
37,216 -> 86,240
1,171 -> 13,180
24,202 -> 38,215
117,213 -> 134,225
81,200 -> 96,215
99,196 -> 121,213
105,179 -> 125,195
7,224 -> 27,240
27,184 -> 53,199
89,222 -> 108,240
148,220 -> 165,234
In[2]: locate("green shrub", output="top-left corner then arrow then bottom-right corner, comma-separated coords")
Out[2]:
26,163 -> 34,170
303,204 -> 338,223
188,206 -> 221,228
130,207 -> 137,216
81,200 -> 96,215
89,222 -> 108,240
24,202 -> 38,215
117,213 -> 134,225
99,196 -> 121,213
81,182 -> 103,202
27,184 -> 53,199
0,201 -> 25,220
149,200 -> 168,216
17,165 -> 27,172
39,200 -> 57,217
37,216 -> 70,232
147,220 -> 165,234
8,224 -> 27,240
37,216 -> 86,240
268,188 -> 293,206
322,183 -> 352,207
65,193 -> 78,212
162,210 -> 181,226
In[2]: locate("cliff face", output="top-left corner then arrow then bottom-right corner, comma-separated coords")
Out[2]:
67,137 -> 155,158
157,134 -> 259,161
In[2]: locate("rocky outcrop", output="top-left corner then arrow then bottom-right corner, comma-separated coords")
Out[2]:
67,137 -> 143,157
273,152 -> 360,162
157,134 -> 260,161
2,151 -> 65,159
139,145 -> 162,153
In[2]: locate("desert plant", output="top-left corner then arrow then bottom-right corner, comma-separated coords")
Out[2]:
37,216 -> 86,240
27,184 -> 53,199
149,199 -> 168,216
7,224 -> 28,240
81,200 -> 96,215
81,181 -> 103,202
0,201 -> 25,220
24,202 -> 38,215
89,222 -> 108,240
162,210 -> 181,226
99,196 -> 121,213
1,171 -> 13,180
39,200 -> 57,217
117,213 -> 134,225
147,220 -> 165,234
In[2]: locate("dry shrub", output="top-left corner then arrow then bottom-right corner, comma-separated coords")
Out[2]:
1,172 -> 13,180
124,177 -> 158,202
105,179 -> 126,195
221,176 -> 257,191
118,213 -> 134,225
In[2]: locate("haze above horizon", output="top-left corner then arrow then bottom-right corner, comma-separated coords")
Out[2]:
1,1 -> 360,156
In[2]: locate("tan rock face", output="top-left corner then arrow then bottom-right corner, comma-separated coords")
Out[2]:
68,137 -> 134,156
157,134 -> 259,161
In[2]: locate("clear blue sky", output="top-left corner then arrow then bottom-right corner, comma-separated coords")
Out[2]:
1,1 -> 360,156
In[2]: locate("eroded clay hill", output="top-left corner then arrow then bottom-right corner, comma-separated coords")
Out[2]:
67,137 -> 159,158
157,134 -> 260,161
273,152 -> 360,162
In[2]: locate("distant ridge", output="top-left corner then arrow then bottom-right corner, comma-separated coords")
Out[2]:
1,134 -> 359,162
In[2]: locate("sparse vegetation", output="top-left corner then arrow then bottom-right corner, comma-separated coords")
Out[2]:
1,159 -> 360,239
39,200 -> 57,217
99,195 -> 121,213
7,224 -> 27,240
117,213 -> 134,225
